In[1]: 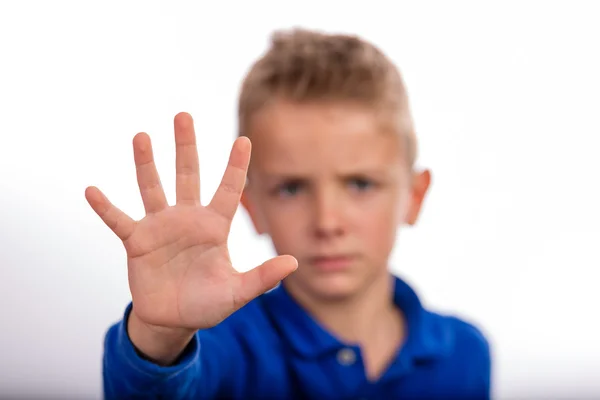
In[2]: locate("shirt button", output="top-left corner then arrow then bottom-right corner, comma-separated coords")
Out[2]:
336,348 -> 357,366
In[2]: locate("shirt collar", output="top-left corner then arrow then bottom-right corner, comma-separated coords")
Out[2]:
260,275 -> 452,362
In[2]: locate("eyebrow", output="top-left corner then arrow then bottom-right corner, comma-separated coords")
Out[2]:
257,169 -> 392,182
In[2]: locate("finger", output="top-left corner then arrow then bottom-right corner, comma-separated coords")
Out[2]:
133,132 -> 168,214
208,137 -> 251,220
85,186 -> 136,241
174,112 -> 200,205
232,255 -> 298,309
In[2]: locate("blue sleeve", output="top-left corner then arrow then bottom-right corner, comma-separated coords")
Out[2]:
448,317 -> 493,400
481,335 -> 492,400
467,324 -> 492,400
102,304 -> 243,399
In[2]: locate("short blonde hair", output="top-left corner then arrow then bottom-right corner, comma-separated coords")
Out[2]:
238,28 -> 417,167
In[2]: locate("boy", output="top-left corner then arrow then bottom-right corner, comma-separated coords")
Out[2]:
87,28 -> 491,399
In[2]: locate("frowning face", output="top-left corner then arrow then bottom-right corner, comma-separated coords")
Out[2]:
242,100 -> 429,301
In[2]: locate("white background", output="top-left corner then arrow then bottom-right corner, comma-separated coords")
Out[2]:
1,1 -> 599,399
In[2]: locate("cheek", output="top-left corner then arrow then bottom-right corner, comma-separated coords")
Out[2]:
261,201 -> 308,252
356,206 -> 398,247
350,191 -> 403,254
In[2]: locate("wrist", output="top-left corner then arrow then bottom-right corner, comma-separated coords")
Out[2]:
127,309 -> 196,366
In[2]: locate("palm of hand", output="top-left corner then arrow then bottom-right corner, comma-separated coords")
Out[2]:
126,206 -> 235,330
85,112 -> 296,331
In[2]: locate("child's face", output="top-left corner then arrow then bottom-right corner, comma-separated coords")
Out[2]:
241,100 -> 430,300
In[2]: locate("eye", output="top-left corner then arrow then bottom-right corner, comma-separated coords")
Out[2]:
274,180 -> 304,197
348,177 -> 375,192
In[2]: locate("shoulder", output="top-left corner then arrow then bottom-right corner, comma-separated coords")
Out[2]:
426,310 -> 491,363
393,275 -> 490,364
441,313 -> 490,355
421,310 -> 492,397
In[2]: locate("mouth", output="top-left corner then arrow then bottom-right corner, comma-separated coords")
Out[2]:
308,254 -> 356,272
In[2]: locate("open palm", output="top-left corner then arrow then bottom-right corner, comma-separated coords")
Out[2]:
85,112 -> 297,331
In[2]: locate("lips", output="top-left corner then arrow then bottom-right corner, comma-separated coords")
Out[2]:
308,255 -> 355,272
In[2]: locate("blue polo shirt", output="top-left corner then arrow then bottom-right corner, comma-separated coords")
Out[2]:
103,275 -> 491,399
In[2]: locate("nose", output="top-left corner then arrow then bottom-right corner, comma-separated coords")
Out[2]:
312,187 -> 344,239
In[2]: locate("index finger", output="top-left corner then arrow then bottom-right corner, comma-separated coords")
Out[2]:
207,137 -> 251,220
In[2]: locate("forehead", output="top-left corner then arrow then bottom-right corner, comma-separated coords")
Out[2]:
247,101 -> 404,177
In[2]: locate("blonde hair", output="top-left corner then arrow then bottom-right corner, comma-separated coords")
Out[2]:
238,28 -> 417,167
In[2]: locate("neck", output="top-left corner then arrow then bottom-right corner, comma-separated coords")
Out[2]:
284,272 -> 402,346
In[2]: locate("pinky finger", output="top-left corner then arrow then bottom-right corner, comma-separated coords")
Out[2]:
85,186 -> 136,241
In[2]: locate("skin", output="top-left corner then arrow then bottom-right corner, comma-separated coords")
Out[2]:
85,103 -> 431,380
86,113 -> 297,365
242,100 -> 431,379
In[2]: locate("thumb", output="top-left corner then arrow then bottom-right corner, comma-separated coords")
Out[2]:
233,255 -> 298,308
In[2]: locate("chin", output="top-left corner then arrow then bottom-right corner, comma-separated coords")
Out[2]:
292,272 -> 366,302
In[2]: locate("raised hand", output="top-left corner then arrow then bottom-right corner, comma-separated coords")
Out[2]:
86,112 -> 297,334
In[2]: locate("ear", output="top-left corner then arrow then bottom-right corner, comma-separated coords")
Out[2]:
241,188 -> 267,235
405,169 -> 431,226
